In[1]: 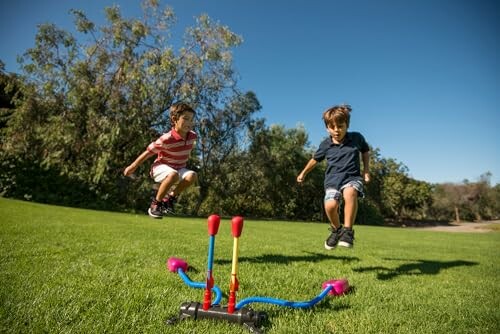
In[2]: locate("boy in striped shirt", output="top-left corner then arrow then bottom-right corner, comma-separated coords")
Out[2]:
124,103 -> 197,218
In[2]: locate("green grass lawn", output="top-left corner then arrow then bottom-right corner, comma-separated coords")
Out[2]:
1,198 -> 499,334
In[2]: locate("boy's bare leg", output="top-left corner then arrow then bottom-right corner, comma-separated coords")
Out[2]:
324,200 -> 341,229
324,199 -> 344,250
156,172 -> 180,201
170,172 -> 197,197
342,187 -> 358,228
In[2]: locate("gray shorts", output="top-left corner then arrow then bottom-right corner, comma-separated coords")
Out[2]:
324,180 -> 365,202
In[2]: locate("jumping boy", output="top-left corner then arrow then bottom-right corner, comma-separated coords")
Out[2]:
297,104 -> 370,249
124,103 -> 197,218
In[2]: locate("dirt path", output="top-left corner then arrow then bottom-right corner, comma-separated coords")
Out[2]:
419,220 -> 500,233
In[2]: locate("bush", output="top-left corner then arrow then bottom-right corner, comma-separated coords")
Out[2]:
0,152 -> 100,209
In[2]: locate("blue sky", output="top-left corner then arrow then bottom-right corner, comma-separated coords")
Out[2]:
1,0 -> 499,185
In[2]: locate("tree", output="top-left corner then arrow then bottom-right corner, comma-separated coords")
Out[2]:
430,173 -> 499,223
489,183 -> 500,219
377,158 -> 433,221
402,178 -> 433,219
363,148 -> 387,217
0,61 -> 22,143
243,123 -> 323,219
197,122 -> 324,220
2,0 -> 258,212
195,91 -> 261,213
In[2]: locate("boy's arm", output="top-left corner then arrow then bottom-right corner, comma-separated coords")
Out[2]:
362,151 -> 370,183
297,159 -> 318,184
124,150 -> 155,176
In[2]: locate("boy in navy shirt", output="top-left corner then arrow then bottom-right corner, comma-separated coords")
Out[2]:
297,104 -> 370,249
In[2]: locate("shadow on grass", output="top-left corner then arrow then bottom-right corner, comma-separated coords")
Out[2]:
353,258 -> 478,280
214,251 -> 360,266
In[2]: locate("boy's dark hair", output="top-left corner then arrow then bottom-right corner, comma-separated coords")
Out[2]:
323,104 -> 352,128
170,102 -> 195,127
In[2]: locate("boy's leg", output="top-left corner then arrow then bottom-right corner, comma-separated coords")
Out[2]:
148,172 -> 179,218
324,200 -> 341,229
157,172 -> 180,200
324,188 -> 343,250
162,170 -> 197,214
149,164 -> 179,218
342,186 -> 358,229
170,171 -> 197,197
338,185 -> 359,248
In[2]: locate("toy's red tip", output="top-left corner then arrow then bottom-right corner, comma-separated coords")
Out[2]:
207,214 -> 221,236
231,216 -> 244,237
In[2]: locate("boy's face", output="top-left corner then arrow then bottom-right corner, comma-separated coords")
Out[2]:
174,111 -> 195,135
327,121 -> 348,143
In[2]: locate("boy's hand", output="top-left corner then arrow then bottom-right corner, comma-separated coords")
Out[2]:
363,172 -> 371,183
296,174 -> 305,184
123,165 -> 136,177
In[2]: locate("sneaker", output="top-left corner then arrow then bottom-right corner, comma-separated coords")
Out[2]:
339,228 -> 355,248
324,226 -> 343,250
161,195 -> 177,215
148,199 -> 163,219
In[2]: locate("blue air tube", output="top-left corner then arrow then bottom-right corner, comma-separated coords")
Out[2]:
235,285 -> 333,310
207,235 -> 215,272
177,268 -> 223,306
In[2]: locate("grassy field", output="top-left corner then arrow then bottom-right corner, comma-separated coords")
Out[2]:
1,198 -> 499,334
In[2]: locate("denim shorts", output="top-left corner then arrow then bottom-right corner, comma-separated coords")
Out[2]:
324,180 -> 365,202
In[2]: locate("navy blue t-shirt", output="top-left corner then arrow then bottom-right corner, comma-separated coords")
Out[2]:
313,132 -> 369,190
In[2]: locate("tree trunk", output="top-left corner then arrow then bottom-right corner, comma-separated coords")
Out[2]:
454,206 -> 460,223
194,184 -> 207,216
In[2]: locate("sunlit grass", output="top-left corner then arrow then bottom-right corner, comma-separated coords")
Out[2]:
1,198 -> 499,333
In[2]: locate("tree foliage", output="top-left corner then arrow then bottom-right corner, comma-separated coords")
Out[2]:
197,122 -> 325,219
0,2 -> 498,223
0,61 -> 21,143
1,0 -> 256,211
431,173 -> 499,222
195,91 -> 261,213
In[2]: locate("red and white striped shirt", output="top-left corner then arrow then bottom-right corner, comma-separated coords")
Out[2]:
147,129 -> 197,170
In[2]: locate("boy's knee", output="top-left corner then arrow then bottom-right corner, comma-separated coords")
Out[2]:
186,172 -> 197,184
165,171 -> 180,183
324,200 -> 339,211
343,187 -> 358,199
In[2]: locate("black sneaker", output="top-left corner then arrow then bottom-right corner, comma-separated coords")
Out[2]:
339,228 -> 355,248
161,195 -> 177,215
148,199 -> 163,219
324,226 -> 343,250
